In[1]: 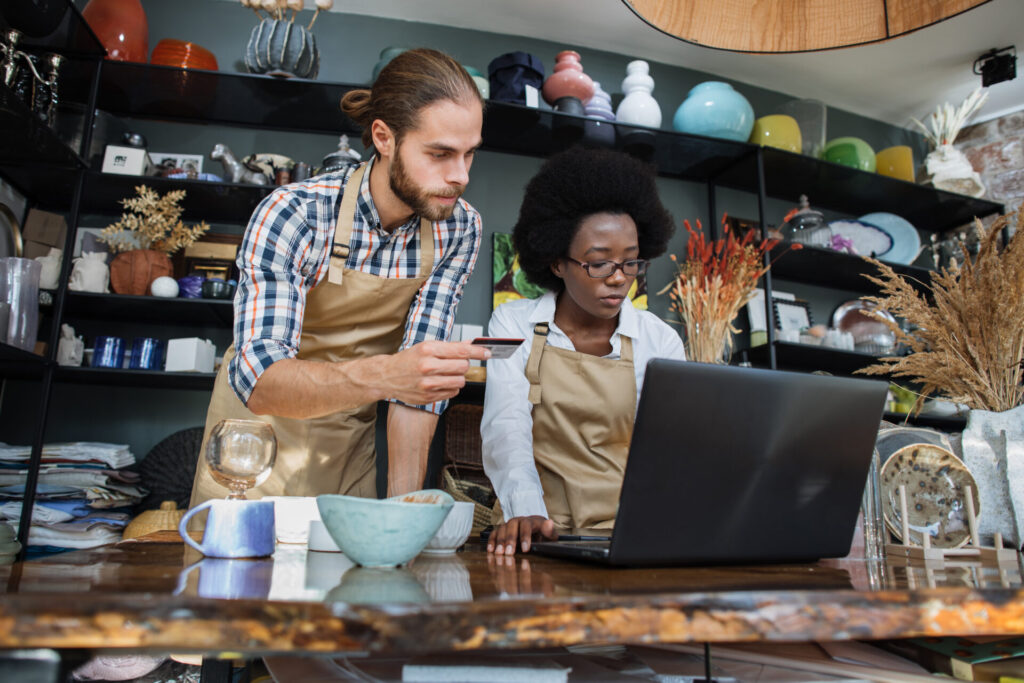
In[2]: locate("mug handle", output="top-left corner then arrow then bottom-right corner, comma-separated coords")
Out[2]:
173,558 -> 203,595
178,500 -> 213,555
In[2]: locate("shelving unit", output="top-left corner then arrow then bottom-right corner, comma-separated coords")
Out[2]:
1,15 -> 1005,555
0,1 -> 107,553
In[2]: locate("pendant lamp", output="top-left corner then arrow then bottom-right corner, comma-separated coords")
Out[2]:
623,0 -> 992,53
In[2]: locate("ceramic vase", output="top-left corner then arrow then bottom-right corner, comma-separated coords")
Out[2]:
615,60 -> 661,128
673,82 -> 754,142
81,0 -> 148,63
541,50 -> 594,107
958,405 -> 1024,547
244,18 -> 319,79
109,249 -> 173,296
923,145 -> 986,197
583,81 -> 616,147
68,252 -> 109,293
371,46 -> 407,83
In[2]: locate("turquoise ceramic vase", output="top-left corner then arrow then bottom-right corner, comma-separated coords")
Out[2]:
371,46 -> 407,83
673,81 -> 754,142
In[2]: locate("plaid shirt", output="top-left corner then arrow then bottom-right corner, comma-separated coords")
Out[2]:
229,158 -> 482,415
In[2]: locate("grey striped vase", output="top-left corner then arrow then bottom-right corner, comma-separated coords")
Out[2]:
244,19 -> 319,79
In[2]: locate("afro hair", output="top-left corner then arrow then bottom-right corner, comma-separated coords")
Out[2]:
512,147 -> 675,292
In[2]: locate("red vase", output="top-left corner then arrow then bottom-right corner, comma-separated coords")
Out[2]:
541,50 -> 595,106
82,0 -> 149,63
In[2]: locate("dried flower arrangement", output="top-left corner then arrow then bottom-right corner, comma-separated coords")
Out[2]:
858,206 -> 1024,413
99,185 -> 210,255
659,215 -> 799,363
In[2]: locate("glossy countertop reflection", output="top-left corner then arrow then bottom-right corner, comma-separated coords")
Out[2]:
0,533 -> 1022,655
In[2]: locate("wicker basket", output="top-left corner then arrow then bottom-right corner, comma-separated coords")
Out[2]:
442,468 -> 496,533
123,501 -> 186,540
443,404 -> 485,469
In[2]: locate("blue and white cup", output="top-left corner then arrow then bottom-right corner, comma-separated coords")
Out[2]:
129,337 -> 163,370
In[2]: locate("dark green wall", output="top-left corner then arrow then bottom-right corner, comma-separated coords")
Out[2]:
4,1 -> 923,460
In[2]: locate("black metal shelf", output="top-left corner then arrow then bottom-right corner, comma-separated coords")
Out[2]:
0,342 -> 48,379
0,2 -> 105,58
54,366 -> 216,390
717,146 -> 1003,233
770,244 -> 933,295
96,61 -> 361,135
63,292 -> 234,327
883,411 -> 967,432
81,172 -> 272,223
741,341 -> 886,377
0,84 -> 87,174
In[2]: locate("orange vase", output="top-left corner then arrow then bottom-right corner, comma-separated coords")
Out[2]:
82,0 -> 149,63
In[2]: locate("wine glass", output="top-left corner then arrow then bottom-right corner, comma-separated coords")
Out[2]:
206,419 -> 276,499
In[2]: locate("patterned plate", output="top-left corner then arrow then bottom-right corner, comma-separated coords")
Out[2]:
879,443 -> 979,548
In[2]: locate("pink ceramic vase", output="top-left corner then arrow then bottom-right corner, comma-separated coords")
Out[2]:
541,50 -> 595,106
82,0 -> 149,63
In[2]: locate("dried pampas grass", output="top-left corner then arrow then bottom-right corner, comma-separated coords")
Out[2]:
858,206 -> 1024,413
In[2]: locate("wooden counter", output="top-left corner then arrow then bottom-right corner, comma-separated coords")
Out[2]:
0,533 -> 1022,657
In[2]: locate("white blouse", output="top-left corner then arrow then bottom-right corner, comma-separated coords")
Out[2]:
480,291 -> 687,521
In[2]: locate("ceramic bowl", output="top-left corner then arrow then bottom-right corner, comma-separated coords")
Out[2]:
325,567 -> 429,604
150,39 -> 219,71
879,443 -> 979,548
316,489 -> 454,567
201,279 -> 234,299
423,501 -> 474,554
822,137 -> 876,172
748,114 -> 801,153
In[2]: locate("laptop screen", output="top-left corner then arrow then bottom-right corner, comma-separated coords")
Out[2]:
608,360 -> 887,566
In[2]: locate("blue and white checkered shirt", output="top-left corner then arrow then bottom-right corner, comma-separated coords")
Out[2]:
228,158 -> 482,415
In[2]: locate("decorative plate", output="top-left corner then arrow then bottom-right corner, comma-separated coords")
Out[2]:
859,212 -> 921,265
827,219 -> 893,258
879,443 -> 979,548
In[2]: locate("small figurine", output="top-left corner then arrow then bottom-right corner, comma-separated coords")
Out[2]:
210,143 -> 268,185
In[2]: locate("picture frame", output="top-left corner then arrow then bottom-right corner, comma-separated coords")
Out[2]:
149,152 -> 204,176
773,299 -> 813,331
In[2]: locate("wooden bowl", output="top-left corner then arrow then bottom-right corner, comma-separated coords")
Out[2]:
150,39 -> 218,71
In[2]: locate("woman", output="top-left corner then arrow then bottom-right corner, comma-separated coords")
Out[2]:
481,147 -> 685,555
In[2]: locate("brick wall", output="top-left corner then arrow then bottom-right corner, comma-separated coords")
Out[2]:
958,109 -> 1024,222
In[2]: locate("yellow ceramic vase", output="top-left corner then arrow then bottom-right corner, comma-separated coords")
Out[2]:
748,114 -> 802,153
875,145 -> 915,182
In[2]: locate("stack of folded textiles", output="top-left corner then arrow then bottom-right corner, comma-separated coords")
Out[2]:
0,442 -> 146,555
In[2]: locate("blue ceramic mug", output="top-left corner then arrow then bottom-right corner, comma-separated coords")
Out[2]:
91,336 -> 125,368
175,557 -> 274,599
178,499 -> 275,558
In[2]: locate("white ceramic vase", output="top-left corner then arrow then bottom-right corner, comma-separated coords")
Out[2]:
957,404 -> 1024,547
68,252 -> 109,293
615,60 -> 661,128
923,145 -> 986,198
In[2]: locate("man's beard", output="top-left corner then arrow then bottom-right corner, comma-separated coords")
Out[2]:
389,148 -> 465,222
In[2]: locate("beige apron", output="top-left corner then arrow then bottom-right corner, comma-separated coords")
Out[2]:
189,165 -> 434,511
524,322 -> 637,530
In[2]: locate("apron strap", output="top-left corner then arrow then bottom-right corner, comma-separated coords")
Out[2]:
327,164 -> 437,285
525,322 -> 549,405
619,335 -> 634,363
327,164 -> 366,286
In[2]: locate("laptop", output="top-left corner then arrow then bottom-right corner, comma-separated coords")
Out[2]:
531,359 -> 887,567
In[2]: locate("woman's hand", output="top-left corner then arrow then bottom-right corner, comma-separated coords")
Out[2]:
487,516 -> 557,555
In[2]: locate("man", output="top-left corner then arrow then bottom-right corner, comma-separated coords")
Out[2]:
189,48 -> 489,511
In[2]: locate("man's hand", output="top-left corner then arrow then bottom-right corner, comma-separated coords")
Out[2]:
378,341 -> 490,405
487,516 -> 557,555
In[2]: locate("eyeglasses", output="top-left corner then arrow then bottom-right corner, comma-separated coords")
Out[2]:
564,257 -> 649,278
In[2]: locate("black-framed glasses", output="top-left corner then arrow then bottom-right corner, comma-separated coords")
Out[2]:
564,256 -> 649,278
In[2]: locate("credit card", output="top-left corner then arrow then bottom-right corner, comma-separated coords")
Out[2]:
471,337 -> 525,359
